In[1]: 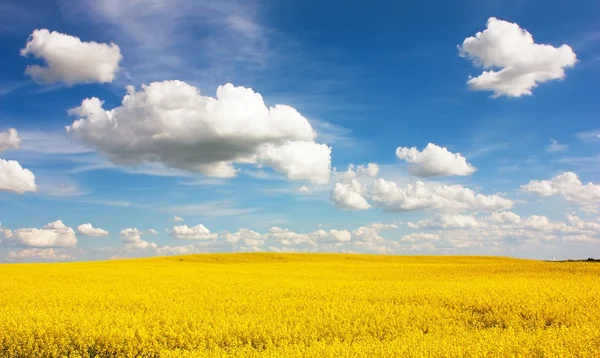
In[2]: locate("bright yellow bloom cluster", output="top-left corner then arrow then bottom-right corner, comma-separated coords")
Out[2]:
1,254 -> 599,357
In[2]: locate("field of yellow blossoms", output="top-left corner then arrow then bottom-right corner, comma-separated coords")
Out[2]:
1,253 -> 599,357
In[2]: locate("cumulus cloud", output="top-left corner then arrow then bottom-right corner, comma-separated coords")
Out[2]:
20,29 -> 122,85
0,128 -> 21,152
173,216 -> 184,223
170,224 -> 218,240
0,158 -> 37,193
76,223 -> 109,237
458,17 -> 577,97
403,212 -> 600,249
309,229 -> 352,242
408,214 -> 480,229
395,143 -> 476,177
223,228 -> 264,248
147,229 -> 158,235
66,81 -> 331,184
370,178 -> 514,212
156,244 -> 195,255
2,220 -> 77,247
331,179 -> 371,210
357,163 -> 380,177
521,172 -> 600,212
0,129 -> 37,194
119,228 -> 157,249
266,227 -> 314,246
7,248 -> 74,261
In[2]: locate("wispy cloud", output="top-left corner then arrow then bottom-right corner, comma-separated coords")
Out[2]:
161,201 -> 259,217
465,142 -> 510,159
61,0 -> 270,87
310,119 -> 360,148
575,129 -> 600,143
546,139 -> 568,153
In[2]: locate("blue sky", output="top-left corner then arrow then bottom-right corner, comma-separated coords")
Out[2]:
0,0 -> 599,261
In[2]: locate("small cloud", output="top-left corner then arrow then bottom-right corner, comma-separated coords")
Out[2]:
173,216 -> 184,223
296,186 -> 312,194
21,29 -> 122,85
546,139 -> 568,153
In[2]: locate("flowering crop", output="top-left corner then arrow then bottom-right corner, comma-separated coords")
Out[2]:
1,254 -> 599,357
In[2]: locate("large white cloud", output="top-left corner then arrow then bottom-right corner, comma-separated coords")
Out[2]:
119,228 -> 157,249
20,29 -> 122,85
458,17 -> 577,97
2,220 -> 77,247
0,158 -> 37,194
66,81 -> 331,184
76,223 -> 109,237
0,128 -> 21,152
370,178 -> 514,212
331,179 -> 371,210
395,143 -> 476,177
170,224 -> 218,240
521,172 -> 600,212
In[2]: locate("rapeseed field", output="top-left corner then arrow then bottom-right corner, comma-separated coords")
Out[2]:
0,253 -> 599,357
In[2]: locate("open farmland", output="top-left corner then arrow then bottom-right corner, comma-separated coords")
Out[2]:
1,254 -> 599,357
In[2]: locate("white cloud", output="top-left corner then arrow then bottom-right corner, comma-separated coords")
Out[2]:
7,248 -> 74,261
223,228 -> 264,248
402,212 -> 600,249
408,214 -> 480,229
547,139 -> 568,153
0,129 -> 37,194
357,163 -> 380,177
352,226 -> 385,243
147,229 -> 158,235
257,141 -> 331,185
395,143 -> 476,177
309,229 -> 352,242
370,178 -> 514,212
0,128 -> 21,152
119,228 -> 157,249
0,158 -> 37,194
173,216 -> 184,223
156,244 -> 195,255
337,163 -> 380,180
170,224 -> 218,240
331,179 -> 371,210
368,223 -> 399,230
267,227 -> 314,246
66,81 -> 331,184
297,185 -> 312,194
458,17 -> 577,97
2,220 -> 77,247
521,172 -> 600,211
76,223 -> 109,237
20,29 -> 122,85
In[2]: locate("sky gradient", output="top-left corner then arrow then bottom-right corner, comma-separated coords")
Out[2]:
0,0 -> 599,262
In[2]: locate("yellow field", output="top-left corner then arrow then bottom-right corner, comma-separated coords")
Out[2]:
1,254 -> 599,357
